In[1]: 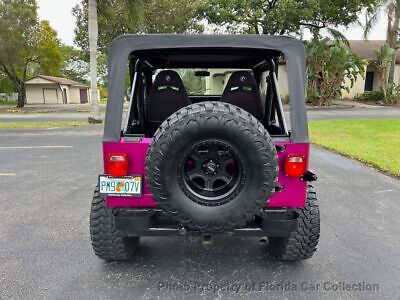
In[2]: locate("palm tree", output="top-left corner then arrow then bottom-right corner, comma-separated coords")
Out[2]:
88,0 -> 101,123
387,0 -> 400,81
374,43 -> 396,102
364,0 -> 400,82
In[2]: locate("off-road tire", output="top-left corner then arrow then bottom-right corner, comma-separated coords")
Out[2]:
268,185 -> 320,261
146,101 -> 278,232
90,185 -> 139,260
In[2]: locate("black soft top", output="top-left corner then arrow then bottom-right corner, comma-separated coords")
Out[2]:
104,34 -> 308,142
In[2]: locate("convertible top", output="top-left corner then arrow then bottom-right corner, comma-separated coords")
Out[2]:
104,34 -> 308,142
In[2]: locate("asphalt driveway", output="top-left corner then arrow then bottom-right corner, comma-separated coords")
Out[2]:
0,126 -> 399,299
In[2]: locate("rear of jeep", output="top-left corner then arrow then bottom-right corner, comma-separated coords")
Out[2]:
91,35 -> 320,261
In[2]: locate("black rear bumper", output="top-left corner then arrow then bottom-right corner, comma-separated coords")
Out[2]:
113,208 -> 298,237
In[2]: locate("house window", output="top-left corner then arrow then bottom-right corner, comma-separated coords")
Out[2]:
364,71 -> 374,92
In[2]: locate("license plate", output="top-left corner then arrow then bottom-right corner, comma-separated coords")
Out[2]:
99,175 -> 142,196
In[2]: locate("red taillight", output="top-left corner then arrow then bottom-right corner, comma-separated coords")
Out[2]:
107,153 -> 128,177
285,154 -> 306,177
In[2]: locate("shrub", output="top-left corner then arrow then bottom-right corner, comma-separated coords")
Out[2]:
306,39 -> 367,106
354,91 -> 384,102
354,85 -> 400,104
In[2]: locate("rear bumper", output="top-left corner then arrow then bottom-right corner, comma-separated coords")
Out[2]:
113,208 -> 299,237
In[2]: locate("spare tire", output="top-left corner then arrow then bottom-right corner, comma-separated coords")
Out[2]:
146,102 -> 278,231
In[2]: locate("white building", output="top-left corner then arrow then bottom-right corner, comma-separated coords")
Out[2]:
341,40 -> 400,99
25,75 -> 90,104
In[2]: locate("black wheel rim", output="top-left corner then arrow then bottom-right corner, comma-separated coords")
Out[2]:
179,140 -> 243,206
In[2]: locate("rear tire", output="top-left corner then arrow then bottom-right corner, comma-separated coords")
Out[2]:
268,185 -> 320,261
146,101 -> 278,232
90,185 -> 139,260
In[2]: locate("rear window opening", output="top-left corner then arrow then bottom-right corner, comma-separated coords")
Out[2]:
154,68 -> 251,96
123,49 -> 289,139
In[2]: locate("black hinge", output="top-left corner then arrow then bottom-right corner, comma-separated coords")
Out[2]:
302,170 -> 318,181
274,184 -> 284,192
275,145 -> 286,152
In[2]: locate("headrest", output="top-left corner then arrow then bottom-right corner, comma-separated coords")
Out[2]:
226,71 -> 257,87
153,70 -> 184,90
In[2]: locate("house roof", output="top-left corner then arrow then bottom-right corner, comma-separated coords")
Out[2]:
348,40 -> 400,63
26,75 -> 88,87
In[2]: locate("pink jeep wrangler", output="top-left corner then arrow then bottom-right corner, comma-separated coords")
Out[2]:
91,34 -> 319,261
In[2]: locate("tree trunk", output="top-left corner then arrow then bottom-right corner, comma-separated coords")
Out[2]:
88,0 -> 101,122
10,78 -> 26,108
378,66 -> 388,103
16,83 -> 26,108
312,27 -> 320,41
387,1 -> 400,83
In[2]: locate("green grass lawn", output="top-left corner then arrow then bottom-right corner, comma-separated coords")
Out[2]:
0,101 -> 17,106
0,121 -> 93,129
309,119 -> 400,177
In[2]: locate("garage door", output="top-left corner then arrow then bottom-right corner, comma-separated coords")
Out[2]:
43,88 -> 58,104
80,89 -> 88,103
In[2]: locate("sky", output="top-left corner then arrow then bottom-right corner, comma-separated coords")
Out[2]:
37,0 -> 80,46
36,0 -> 388,46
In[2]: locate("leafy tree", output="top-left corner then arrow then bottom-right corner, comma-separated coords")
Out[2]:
307,39 -> 368,106
301,0 -> 378,40
73,0 -> 203,54
200,0 -> 379,38
137,0 -> 203,34
198,0 -> 306,34
73,0 -> 203,100
0,73 -> 15,94
73,0 -> 130,58
0,0 -> 62,107
60,45 -> 89,84
58,44 -> 108,85
27,20 -> 63,77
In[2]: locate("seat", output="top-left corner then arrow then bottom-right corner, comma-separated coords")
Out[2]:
145,70 -> 191,134
220,71 -> 263,120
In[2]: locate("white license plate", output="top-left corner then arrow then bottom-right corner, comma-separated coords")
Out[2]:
99,175 -> 142,196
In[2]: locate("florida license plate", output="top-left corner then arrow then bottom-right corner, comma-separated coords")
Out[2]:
99,175 -> 142,196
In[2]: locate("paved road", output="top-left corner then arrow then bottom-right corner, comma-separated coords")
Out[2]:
306,106 -> 400,121
0,126 -> 399,299
1,105 -> 400,123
